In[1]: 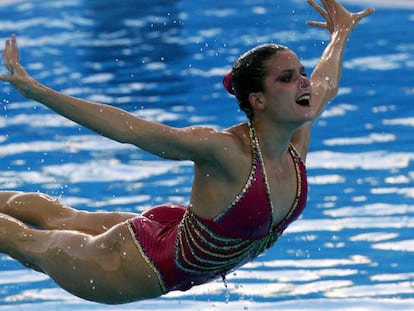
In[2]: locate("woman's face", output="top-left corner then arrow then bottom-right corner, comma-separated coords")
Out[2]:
259,50 -> 314,124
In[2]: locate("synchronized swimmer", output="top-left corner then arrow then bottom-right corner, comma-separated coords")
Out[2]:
0,0 -> 373,305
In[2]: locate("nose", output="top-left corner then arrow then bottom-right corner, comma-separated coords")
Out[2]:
299,77 -> 310,89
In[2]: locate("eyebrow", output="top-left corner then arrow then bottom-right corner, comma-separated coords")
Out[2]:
279,65 -> 306,74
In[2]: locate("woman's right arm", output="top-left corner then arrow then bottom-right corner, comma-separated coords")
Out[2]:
0,35 -> 238,162
290,0 -> 373,160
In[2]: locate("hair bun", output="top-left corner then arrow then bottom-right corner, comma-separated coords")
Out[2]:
223,70 -> 235,95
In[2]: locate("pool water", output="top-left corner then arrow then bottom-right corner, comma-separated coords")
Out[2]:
0,0 -> 413,310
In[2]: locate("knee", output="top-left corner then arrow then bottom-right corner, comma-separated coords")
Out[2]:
4,192 -> 56,209
0,191 -> 23,208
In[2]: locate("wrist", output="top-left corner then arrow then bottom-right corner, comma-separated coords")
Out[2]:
333,26 -> 350,36
22,78 -> 48,100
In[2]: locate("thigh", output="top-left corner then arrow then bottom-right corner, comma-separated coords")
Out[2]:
1,191 -> 138,235
33,222 -> 163,303
0,191 -> 70,226
68,209 -> 138,235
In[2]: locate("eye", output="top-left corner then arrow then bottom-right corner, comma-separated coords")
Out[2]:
300,66 -> 307,77
278,72 -> 293,83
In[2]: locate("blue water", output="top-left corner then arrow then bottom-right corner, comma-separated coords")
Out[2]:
0,0 -> 413,310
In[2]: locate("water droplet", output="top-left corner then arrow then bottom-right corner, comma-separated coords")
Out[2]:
224,291 -> 231,303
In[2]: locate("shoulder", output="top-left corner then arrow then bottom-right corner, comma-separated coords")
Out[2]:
191,122 -> 251,164
223,123 -> 252,154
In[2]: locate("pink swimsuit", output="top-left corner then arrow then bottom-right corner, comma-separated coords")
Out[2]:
126,123 -> 308,293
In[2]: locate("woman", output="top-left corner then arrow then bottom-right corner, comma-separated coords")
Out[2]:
0,0 -> 373,305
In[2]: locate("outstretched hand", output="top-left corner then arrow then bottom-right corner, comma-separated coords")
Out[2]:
307,0 -> 374,33
0,34 -> 35,98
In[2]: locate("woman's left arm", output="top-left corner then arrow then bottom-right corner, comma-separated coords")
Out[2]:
292,0 -> 374,159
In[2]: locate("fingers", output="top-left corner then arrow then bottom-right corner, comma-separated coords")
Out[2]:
2,34 -> 19,75
306,21 -> 327,29
357,7 -> 375,19
351,8 -> 374,26
10,34 -> 20,65
2,39 -> 10,70
306,0 -> 331,30
0,74 -> 12,82
306,0 -> 374,32
307,0 -> 328,20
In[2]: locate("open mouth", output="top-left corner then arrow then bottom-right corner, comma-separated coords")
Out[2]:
296,94 -> 311,106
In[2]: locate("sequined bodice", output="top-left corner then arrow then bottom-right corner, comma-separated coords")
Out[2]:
175,123 -> 308,276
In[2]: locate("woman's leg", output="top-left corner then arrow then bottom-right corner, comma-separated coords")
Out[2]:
0,191 -> 137,235
0,213 -> 163,304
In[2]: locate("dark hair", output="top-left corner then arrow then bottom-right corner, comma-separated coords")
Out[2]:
224,44 -> 288,119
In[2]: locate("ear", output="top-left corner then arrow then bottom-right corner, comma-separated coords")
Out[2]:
248,92 -> 266,111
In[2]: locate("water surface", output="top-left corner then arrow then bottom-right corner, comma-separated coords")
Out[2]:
0,0 -> 413,310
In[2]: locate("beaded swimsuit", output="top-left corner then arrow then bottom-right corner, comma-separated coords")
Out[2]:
127,123 -> 308,293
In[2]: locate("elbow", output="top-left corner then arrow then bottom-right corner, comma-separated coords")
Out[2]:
321,76 -> 339,96
313,79 -> 339,103
327,79 -> 339,98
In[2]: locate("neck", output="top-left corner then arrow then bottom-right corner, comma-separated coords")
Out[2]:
250,119 -> 296,159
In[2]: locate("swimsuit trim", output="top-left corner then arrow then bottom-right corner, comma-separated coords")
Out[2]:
172,123 -> 308,279
250,123 -> 303,232
175,211 -> 256,274
249,123 -> 274,232
125,220 -> 168,294
213,123 -> 260,223
271,143 -> 303,232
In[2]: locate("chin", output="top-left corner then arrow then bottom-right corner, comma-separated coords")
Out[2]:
296,104 -> 315,120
